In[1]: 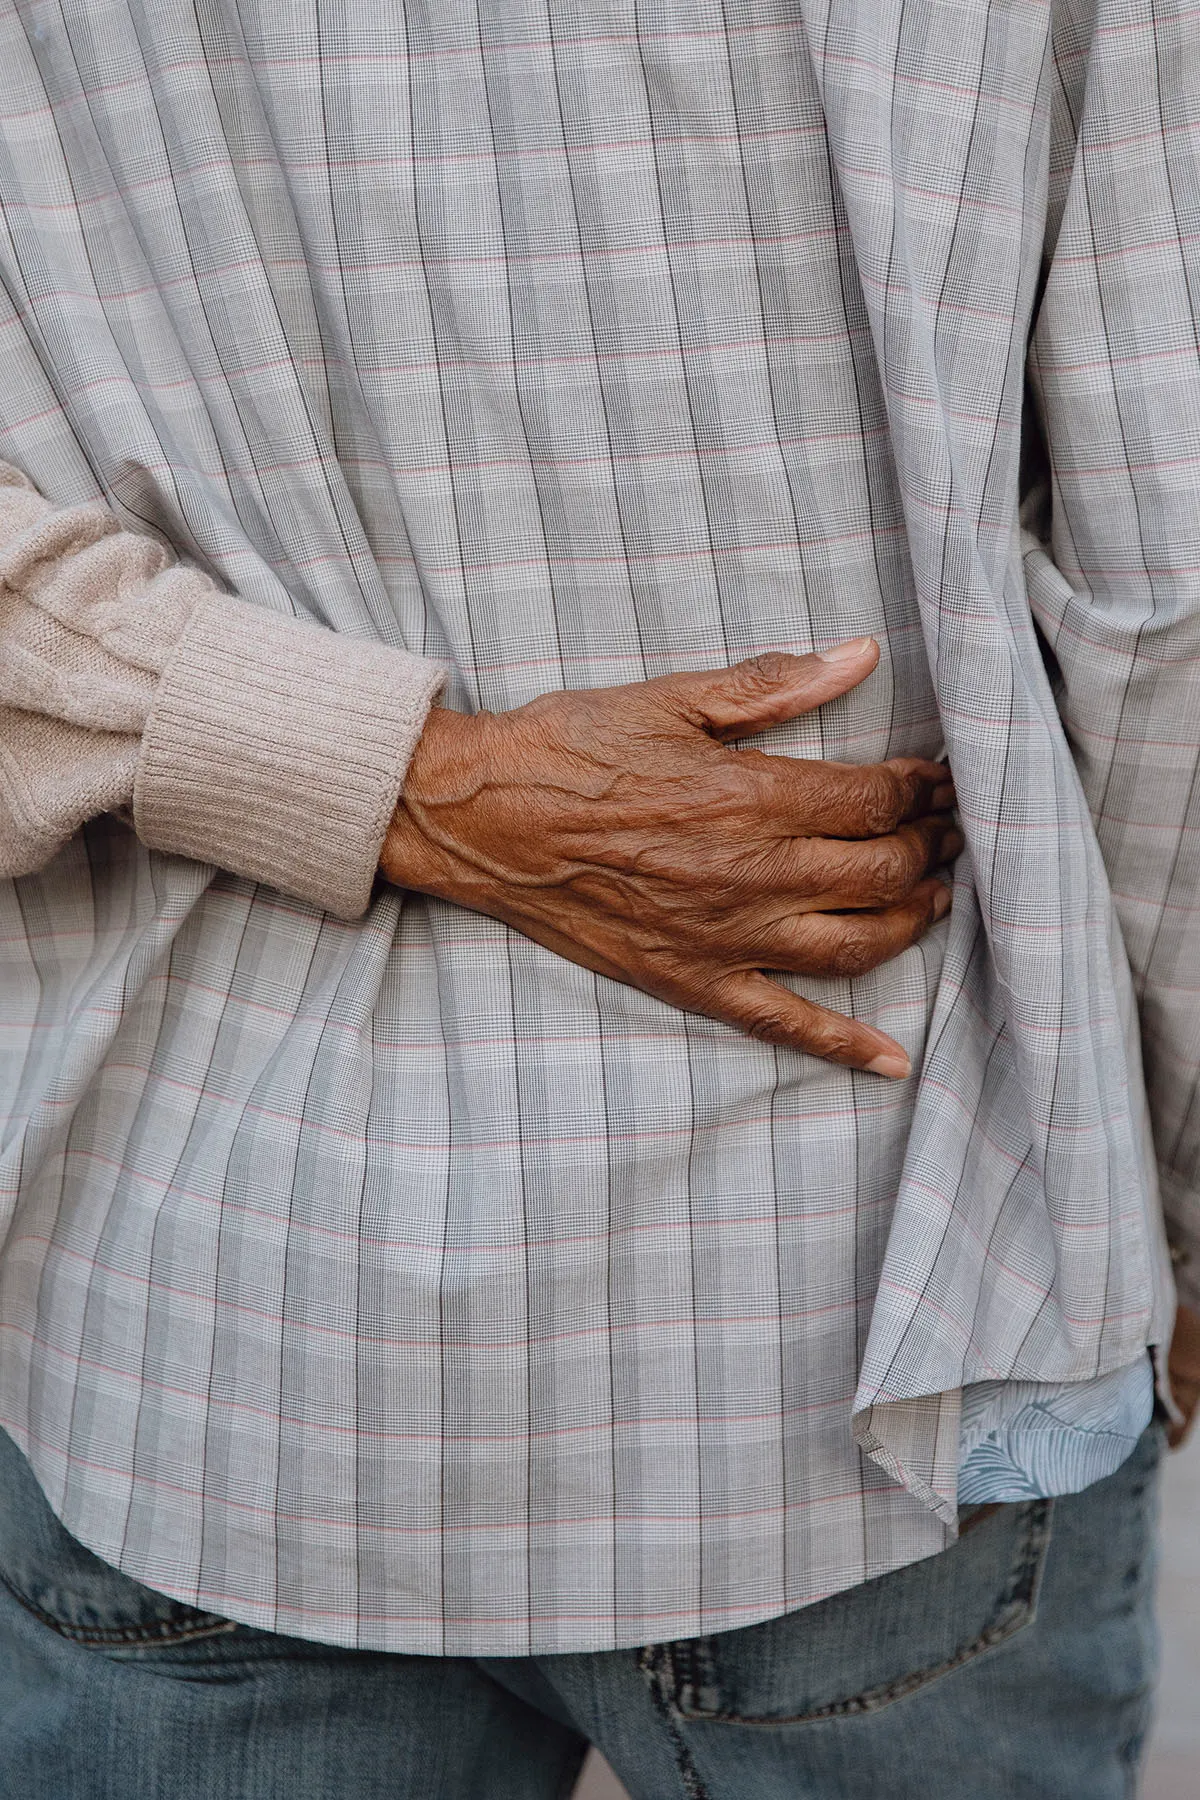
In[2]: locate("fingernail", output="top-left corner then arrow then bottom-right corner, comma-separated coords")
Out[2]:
932,886 -> 952,919
865,1049 -> 911,1079
817,637 -> 875,666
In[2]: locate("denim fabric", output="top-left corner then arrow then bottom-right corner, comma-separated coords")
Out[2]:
0,1425 -> 1161,1799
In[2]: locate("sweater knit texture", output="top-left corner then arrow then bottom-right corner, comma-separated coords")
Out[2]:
0,464 -> 444,918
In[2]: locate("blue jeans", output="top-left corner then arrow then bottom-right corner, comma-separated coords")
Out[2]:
0,1424 -> 1161,1799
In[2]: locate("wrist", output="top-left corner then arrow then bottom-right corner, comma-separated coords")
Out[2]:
379,706 -> 487,897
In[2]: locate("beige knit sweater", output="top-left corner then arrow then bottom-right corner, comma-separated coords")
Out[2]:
0,464 -> 445,918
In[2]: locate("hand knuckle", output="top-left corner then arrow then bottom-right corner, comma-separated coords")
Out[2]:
859,768 -> 904,834
811,1018 -> 857,1063
738,652 -> 795,689
831,925 -> 879,979
745,1000 -> 792,1043
865,840 -> 914,902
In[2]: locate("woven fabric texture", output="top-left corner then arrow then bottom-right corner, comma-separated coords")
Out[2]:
0,0 -> 1194,1654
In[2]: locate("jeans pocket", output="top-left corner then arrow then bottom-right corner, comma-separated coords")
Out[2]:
645,1497 -> 1053,1725
0,1432 -> 235,1649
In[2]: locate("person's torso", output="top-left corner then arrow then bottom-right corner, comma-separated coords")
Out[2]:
0,0 -> 1164,1654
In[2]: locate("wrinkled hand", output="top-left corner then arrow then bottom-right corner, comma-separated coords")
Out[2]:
381,639 -> 960,1075
1167,1301 -> 1200,1449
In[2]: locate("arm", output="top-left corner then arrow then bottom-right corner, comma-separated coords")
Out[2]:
0,463 -> 445,917
1025,0 -> 1200,1307
1,460 -> 959,1071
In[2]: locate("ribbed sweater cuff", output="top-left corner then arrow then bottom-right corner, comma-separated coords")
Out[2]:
134,594 -> 446,919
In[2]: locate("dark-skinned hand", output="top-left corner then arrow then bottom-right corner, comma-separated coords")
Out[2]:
381,637 -> 960,1076
1168,1300 -> 1200,1449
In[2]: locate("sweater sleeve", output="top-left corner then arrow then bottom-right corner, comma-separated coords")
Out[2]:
0,464 -> 445,918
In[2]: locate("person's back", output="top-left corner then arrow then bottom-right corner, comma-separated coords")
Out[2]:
0,3 -> 1195,1795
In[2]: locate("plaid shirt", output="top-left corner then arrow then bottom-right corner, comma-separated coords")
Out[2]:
0,0 -> 1194,1655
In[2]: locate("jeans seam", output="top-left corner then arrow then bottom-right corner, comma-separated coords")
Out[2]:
637,1643 -> 713,1799
0,1566 -> 238,1647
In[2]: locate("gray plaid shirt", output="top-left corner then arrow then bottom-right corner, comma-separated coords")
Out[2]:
0,0 -> 1195,1654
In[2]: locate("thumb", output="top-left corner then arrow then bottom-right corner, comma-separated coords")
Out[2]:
657,639 -> 880,741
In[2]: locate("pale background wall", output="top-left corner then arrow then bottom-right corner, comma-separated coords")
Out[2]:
573,1436 -> 1200,1800
1142,1436 -> 1200,1800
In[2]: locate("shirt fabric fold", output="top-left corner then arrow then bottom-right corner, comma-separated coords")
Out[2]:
0,0 -> 1194,1655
